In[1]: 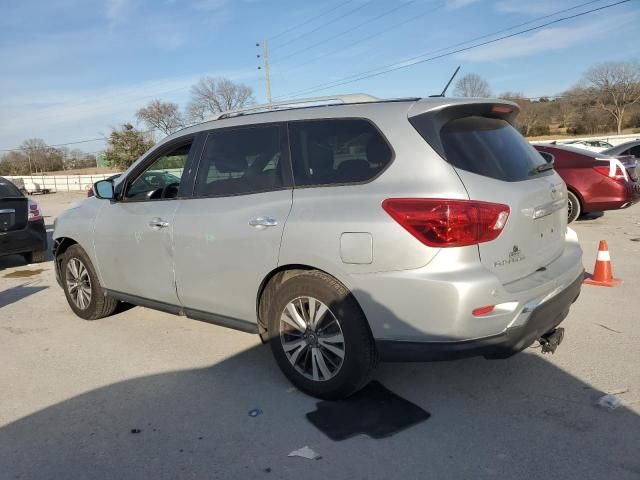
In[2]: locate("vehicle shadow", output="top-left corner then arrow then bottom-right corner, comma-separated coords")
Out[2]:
0,282 -> 48,309
1,299 -> 639,479
578,211 -> 605,221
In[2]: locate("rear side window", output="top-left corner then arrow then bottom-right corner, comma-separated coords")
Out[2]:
195,124 -> 286,197
0,179 -> 22,197
289,119 -> 392,186
427,116 -> 547,182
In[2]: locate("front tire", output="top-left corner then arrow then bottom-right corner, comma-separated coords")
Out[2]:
267,271 -> 377,399
61,245 -> 118,320
567,190 -> 581,223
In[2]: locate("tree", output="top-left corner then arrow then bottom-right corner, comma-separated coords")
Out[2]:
500,92 -> 551,137
187,76 -> 254,122
136,99 -> 184,136
453,73 -> 491,98
103,123 -> 155,170
583,61 -> 640,134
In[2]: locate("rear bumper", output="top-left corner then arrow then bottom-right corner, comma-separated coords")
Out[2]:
377,271 -> 582,361
583,180 -> 640,212
0,219 -> 47,257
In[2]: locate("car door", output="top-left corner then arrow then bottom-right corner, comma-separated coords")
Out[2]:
173,123 -> 293,324
93,137 -> 197,305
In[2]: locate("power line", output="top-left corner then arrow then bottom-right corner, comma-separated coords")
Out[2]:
268,0 -> 355,43
277,0 -> 627,99
271,0 -> 448,80
0,137 -> 107,153
270,0 -> 418,65
270,0 -> 376,52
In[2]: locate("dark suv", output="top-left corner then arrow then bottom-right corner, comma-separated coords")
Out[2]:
0,176 -> 47,264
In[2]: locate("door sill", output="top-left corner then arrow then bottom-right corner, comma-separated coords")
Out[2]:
105,290 -> 258,334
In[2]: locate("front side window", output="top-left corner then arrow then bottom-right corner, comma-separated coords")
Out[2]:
195,125 -> 286,197
289,119 -> 392,187
125,142 -> 192,201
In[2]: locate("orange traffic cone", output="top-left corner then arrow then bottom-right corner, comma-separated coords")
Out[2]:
584,240 -> 622,287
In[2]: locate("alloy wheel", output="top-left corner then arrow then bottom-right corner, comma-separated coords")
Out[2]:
66,258 -> 92,310
279,296 -> 345,382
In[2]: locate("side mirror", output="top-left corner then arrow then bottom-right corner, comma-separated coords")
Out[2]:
94,180 -> 115,200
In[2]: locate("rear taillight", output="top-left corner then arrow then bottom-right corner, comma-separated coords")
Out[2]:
28,199 -> 43,222
593,165 -> 627,182
382,198 -> 510,247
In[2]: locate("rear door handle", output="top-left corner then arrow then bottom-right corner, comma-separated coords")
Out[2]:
148,218 -> 170,229
248,217 -> 278,228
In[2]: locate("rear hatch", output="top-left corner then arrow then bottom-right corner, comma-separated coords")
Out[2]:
0,179 -> 28,233
410,103 -> 567,285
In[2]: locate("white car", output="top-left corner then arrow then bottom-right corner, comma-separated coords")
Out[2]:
561,139 -> 613,153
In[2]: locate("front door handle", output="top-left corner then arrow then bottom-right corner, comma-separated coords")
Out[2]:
148,218 -> 170,229
248,217 -> 278,228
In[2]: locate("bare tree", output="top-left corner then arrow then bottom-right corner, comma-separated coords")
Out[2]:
583,61 -> 640,134
453,73 -> 491,98
187,77 -> 254,122
500,92 -> 551,137
136,100 -> 184,136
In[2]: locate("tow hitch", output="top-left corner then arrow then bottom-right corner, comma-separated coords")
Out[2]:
539,328 -> 564,354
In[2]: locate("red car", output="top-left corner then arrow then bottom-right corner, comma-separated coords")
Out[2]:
534,143 -> 640,223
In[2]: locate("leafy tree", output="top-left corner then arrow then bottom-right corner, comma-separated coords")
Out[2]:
103,123 -> 154,170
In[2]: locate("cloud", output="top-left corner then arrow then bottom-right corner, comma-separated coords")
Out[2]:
446,0 -> 480,9
455,11 -> 638,62
0,70 -> 259,150
495,0 -> 557,14
193,0 -> 229,11
105,0 -> 130,24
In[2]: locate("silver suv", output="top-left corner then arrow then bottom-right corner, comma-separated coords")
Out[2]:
53,94 -> 584,399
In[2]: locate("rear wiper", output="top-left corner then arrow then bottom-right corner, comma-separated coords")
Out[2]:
529,162 -> 554,176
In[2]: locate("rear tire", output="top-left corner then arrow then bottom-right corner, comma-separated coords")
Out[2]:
267,270 -> 377,399
567,190 -> 581,223
61,245 -> 118,320
24,250 -> 46,264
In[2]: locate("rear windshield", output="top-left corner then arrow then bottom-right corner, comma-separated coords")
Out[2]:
0,179 -> 22,197
434,116 -> 548,182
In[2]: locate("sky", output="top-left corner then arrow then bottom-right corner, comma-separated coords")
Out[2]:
0,0 -> 638,154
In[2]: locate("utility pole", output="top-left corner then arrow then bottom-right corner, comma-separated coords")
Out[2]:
25,150 -> 33,176
257,40 -> 272,104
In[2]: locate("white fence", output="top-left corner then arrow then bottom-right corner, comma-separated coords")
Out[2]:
533,133 -> 639,147
5,173 -> 121,193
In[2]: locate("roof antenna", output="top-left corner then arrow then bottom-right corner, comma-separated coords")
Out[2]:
430,66 -> 461,98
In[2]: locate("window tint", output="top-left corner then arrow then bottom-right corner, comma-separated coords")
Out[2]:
437,116 -> 547,182
0,179 -> 22,197
195,125 -> 285,197
126,142 -> 192,201
289,119 -> 392,186
629,145 -> 640,157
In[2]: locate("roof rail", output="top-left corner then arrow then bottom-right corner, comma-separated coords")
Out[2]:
212,93 -> 379,120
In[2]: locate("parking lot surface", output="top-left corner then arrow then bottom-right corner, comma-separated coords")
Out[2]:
1,193 -> 639,479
